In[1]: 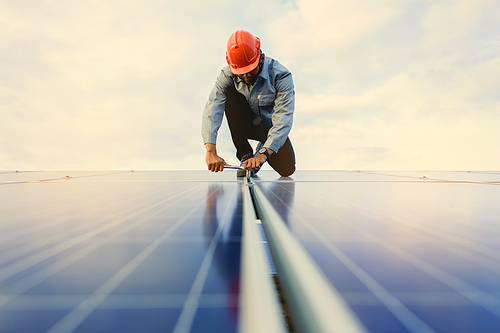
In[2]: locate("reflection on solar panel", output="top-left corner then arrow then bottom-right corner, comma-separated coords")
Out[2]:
1,170 -> 500,332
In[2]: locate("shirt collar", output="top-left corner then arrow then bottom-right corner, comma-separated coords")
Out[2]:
259,58 -> 269,80
234,59 -> 269,84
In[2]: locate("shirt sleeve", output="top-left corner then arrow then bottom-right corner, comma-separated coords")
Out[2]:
264,71 -> 295,153
201,69 -> 233,145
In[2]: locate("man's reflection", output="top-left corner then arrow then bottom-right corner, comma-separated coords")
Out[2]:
202,178 -> 295,324
203,184 -> 242,320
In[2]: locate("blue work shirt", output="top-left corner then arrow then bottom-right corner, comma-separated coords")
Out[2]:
201,57 -> 295,154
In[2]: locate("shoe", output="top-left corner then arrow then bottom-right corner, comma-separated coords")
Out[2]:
249,165 -> 261,177
240,153 -> 253,163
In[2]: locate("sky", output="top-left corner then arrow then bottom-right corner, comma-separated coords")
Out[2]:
1,0 -> 499,171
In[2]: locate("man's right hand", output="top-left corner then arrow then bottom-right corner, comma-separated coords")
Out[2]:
205,152 -> 228,172
205,143 -> 228,172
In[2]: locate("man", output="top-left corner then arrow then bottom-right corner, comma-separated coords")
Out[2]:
202,30 -> 296,177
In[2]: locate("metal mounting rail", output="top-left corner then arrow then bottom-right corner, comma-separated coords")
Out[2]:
238,177 -> 287,333
249,178 -> 367,333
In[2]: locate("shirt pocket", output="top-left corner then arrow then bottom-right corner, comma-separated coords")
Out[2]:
258,94 -> 275,106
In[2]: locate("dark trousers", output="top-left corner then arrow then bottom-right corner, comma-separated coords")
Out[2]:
224,87 -> 296,177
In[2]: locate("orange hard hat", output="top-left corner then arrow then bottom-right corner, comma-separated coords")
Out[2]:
226,30 -> 261,75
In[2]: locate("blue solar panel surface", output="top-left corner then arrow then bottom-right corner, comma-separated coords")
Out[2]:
0,171 -> 242,333
257,171 -> 500,333
1,170 -> 500,332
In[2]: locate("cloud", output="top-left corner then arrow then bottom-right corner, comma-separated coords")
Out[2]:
274,0 -> 500,170
333,147 -> 392,170
1,1 -> 212,170
0,0 -> 499,171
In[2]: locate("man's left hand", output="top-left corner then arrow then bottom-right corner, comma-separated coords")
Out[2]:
242,154 -> 267,171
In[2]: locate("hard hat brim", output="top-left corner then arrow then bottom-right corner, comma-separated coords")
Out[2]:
228,57 -> 260,75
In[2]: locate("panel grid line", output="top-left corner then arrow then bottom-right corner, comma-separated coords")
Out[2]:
0,182 -> 165,240
276,182 -> 500,326
0,183 -> 204,308
0,184 -> 202,285
0,183 -> 173,265
369,202 -> 500,259
265,184 -> 436,333
334,194 -> 500,276
45,184 -> 219,333
172,184 -> 238,333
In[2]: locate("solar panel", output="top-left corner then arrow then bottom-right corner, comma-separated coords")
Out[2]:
256,171 -> 500,333
0,171 -> 243,333
1,170 -> 499,332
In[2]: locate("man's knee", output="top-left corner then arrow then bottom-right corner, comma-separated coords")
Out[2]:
278,164 -> 295,177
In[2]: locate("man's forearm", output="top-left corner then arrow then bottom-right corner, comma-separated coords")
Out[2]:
205,143 -> 217,153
